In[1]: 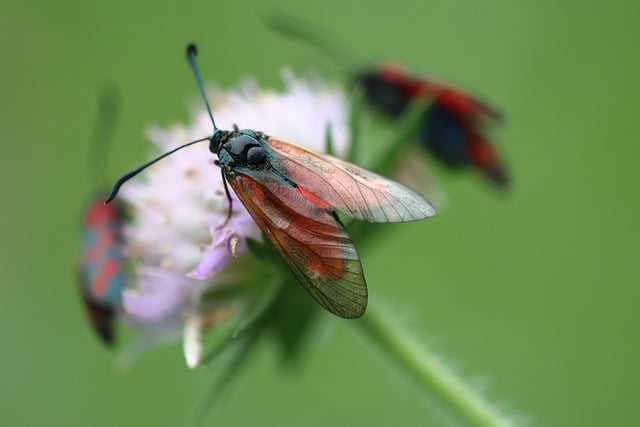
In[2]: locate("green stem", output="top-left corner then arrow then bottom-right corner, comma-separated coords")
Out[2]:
356,304 -> 516,427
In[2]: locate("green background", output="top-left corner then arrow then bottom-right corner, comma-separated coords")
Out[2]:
2,1 -> 638,426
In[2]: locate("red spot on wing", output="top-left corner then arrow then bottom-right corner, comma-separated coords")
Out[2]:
85,199 -> 121,227
90,259 -> 119,297
466,131 -> 499,170
92,275 -> 108,296
297,186 -> 331,209
465,130 -> 507,186
437,89 -> 477,119
97,230 -> 116,246
102,259 -> 119,277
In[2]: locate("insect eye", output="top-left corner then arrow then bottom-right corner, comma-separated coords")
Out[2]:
246,146 -> 267,167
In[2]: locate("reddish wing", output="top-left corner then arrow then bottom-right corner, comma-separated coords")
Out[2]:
226,170 -> 368,319
266,137 -> 436,223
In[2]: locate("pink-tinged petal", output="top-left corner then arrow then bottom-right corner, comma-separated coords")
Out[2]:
188,244 -> 233,280
189,208 -> 260,280
123,267 -> 193,323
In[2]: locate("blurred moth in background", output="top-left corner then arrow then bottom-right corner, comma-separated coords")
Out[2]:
106,44 -> 436,320
357,65 -> 507,187
264,11 -> 509,188
76,86 -> 126,346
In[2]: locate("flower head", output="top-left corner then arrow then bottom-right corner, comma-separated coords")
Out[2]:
118,71 -> 350,366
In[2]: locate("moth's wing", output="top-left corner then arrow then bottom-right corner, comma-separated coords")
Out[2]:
227,171 -> 368,319
75,260 -> 116,346
77,198 -> 125,345
266,137 -> 436,223
80,199 -> 127,301
82,292 -> 116,345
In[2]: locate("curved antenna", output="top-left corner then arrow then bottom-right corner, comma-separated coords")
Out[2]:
89,84 -> 120,186
105,136 -> 210,203
106,44 -> 222,204
187,44 -> 236,220
186,44 -> 217,131
261,9 -> 358,73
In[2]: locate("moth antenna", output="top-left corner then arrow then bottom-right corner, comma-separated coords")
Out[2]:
105,137 -> 209,203
186,44 -> 218,131
185,44 -> 234,220
89,84 -> 120,186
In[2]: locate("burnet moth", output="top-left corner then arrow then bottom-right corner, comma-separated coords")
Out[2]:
77,86 -> 126,345
105,44 -> 435,319
264,12 -> 508,188
357,65 -> 507,187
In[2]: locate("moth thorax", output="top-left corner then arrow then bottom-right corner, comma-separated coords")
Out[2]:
224,133 -> 268,168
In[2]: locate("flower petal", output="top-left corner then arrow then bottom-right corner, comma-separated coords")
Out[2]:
123,267 -> 194,323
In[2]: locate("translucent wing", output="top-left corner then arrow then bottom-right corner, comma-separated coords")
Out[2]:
226,171 -> 368,319
266,137 -> 436,223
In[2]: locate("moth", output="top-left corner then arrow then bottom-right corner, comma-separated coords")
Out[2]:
357,65 -> 507,187
77,87 -> 126,345
106,44 -> 435,319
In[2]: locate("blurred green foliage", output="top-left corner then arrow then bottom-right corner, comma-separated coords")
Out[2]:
1,1 -> 638,426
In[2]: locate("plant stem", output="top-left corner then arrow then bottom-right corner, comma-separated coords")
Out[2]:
356,304 -> 516,427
